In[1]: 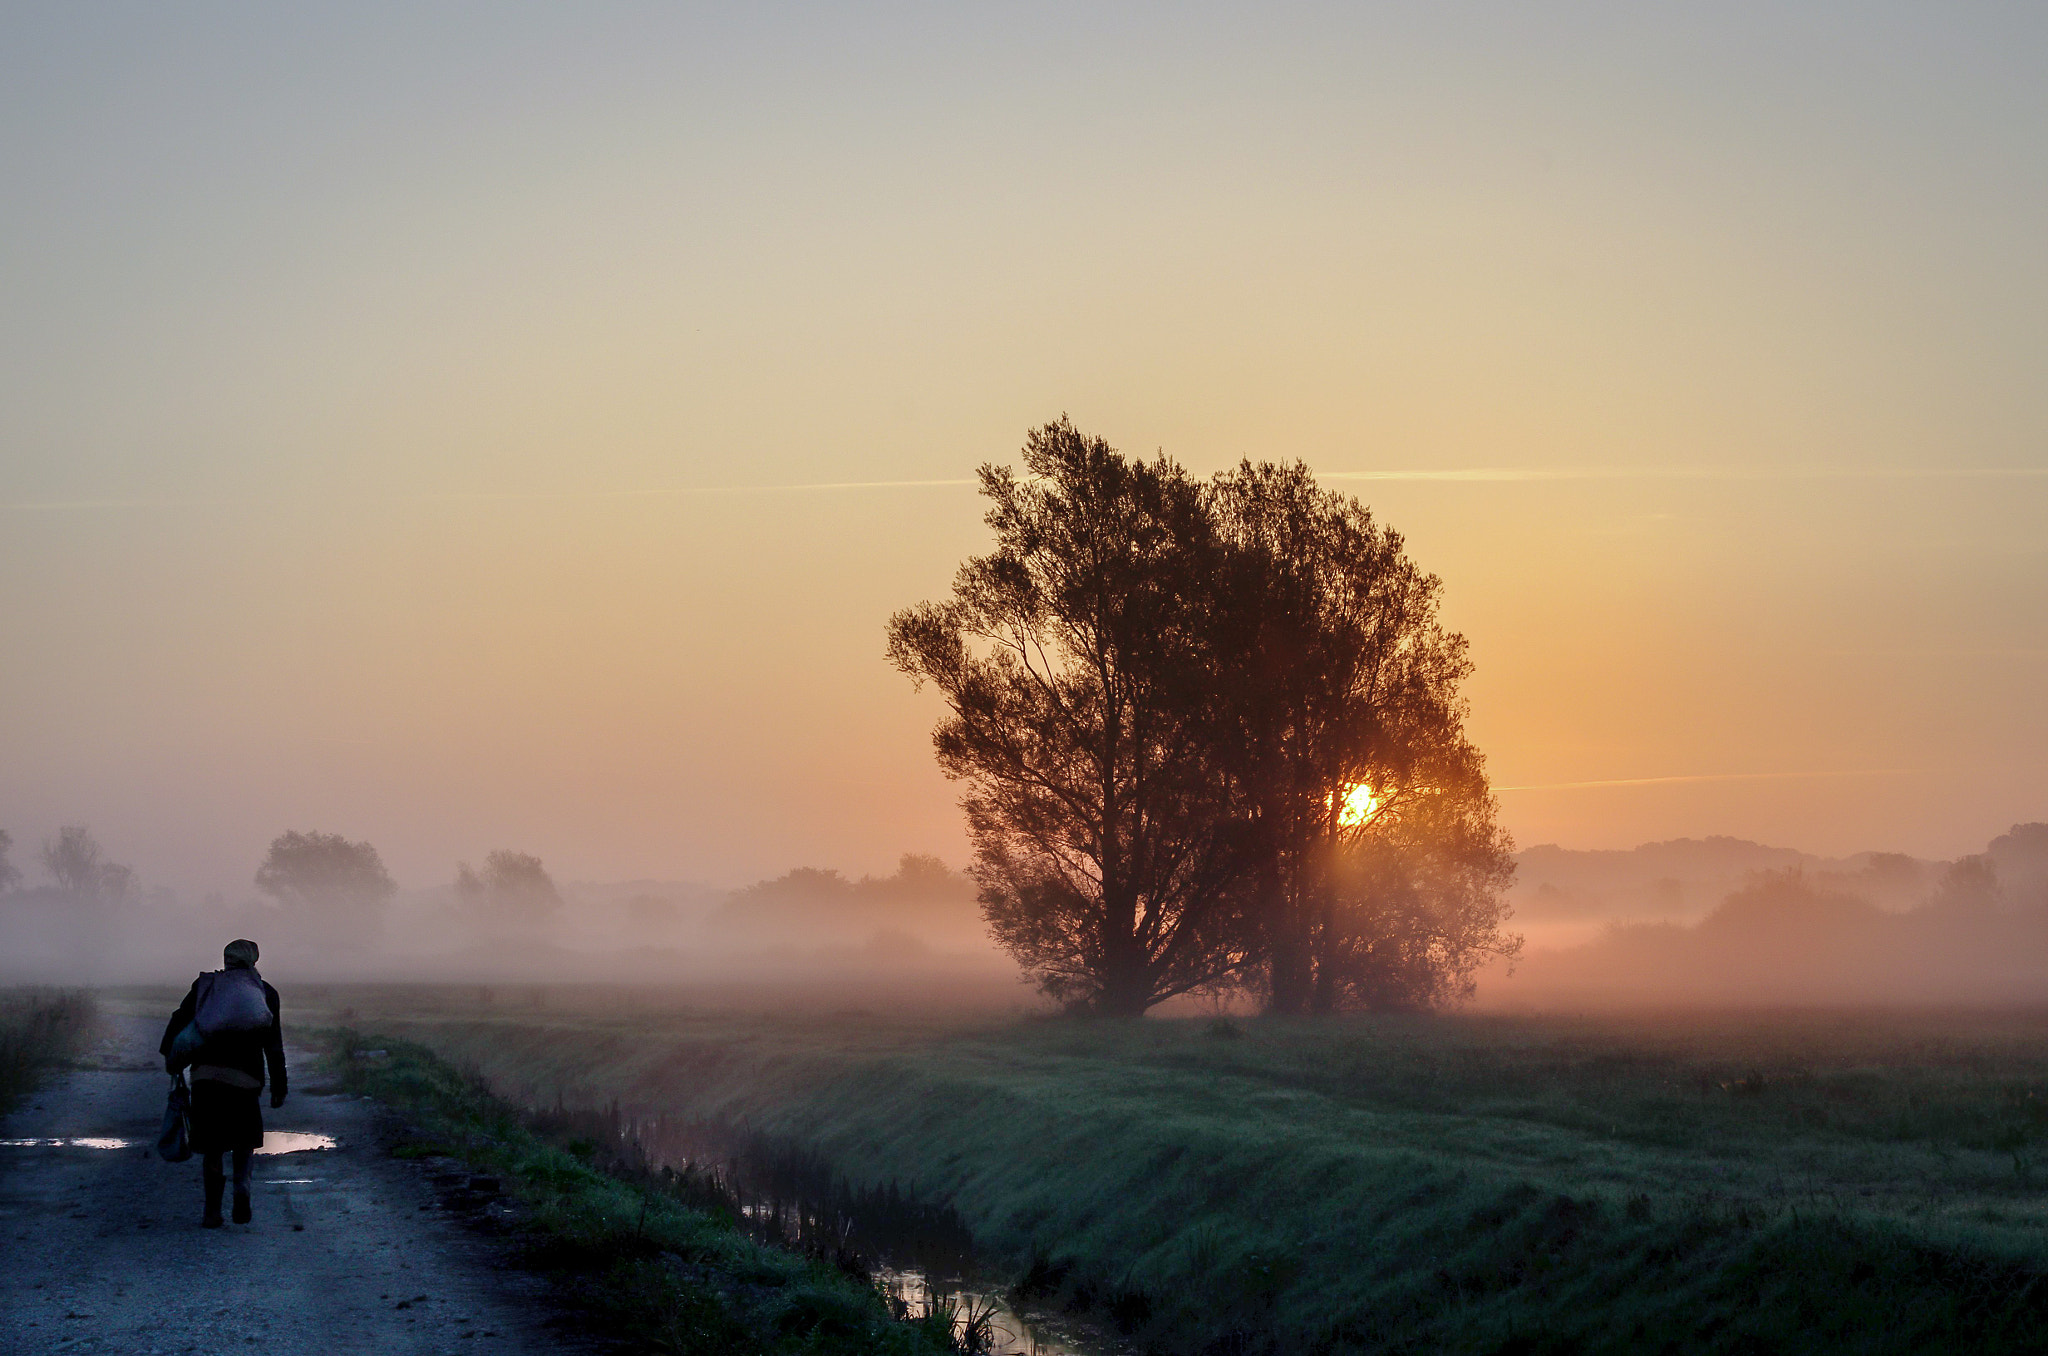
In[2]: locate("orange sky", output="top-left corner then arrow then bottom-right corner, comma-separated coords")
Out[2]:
2,6 -> 2044,895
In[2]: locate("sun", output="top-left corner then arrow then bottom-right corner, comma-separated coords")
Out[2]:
1336,782 -> 1382,828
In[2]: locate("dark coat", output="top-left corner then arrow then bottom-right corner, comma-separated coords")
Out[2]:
161,970 -> 287,1152
161,971 -> 287,1101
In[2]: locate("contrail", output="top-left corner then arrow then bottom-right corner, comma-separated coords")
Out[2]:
1494,767 -> 1913,792
415,478 -> 983,500
1317,466 -> 2048,483
0,478 -> 981,511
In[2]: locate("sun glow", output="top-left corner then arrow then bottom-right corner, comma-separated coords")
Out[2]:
1337,782 -> 1382,828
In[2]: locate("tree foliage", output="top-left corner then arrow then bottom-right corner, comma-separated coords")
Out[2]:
892,420 -> 1517,1015
455,849 -> 562,934
39,826 -> 133,905
1316,763 -> 1519,1012
0,829 -> 18,893
256,830 -> 396,946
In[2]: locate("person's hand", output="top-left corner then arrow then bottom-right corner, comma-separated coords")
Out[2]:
270,1091 -> 286,1109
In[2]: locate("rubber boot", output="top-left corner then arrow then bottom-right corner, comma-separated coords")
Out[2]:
203,1174 -> 225,1229
232,1190 -> 252,1224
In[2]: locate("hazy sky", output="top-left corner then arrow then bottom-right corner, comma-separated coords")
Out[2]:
3,3 -> 2045,896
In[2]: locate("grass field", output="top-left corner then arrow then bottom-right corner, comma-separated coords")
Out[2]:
0,987 -> 98,1115
305,990 -> 2048,1353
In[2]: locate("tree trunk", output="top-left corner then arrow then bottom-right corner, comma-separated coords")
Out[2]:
1090,976 -> 1155,1017
1092,879 -> 1153,1016
1093,932 -> 1154,1015
1265,877 -> 1314,1015
1308,913 -> 1341,1015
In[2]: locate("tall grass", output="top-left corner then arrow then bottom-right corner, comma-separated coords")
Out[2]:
318,1001 -> 2048,1353
0,987 -> 98,1115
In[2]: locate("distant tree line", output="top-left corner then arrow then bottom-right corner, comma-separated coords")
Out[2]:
890,418 -> 1518,1016
252,831 -> 562,948
1514,829 -> 2048,1006
709,854 -> 980,953
3,822 -> 564,952
0,825 -> 134,905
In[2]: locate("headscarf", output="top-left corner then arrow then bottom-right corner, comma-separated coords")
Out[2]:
223,938 -> 260,970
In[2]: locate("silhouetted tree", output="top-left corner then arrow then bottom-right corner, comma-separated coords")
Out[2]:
1988,824 -> 2048,909
256,830 -> 396,947
1928,854 -> 2001,915
1208,461 -> 1515,1013
0,830 -> 18,893
888,419 -> 1256,1014
885,852 -> 958,898
455,850 -> 562,938
40,825 -> 133,905
709,855 -> 983,951
893,424 -> 1517,1015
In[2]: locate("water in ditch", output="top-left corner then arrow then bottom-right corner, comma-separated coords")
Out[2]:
533,1102 -> 1114,1356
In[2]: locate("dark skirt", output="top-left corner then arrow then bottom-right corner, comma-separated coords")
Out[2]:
189,1079 -> 264,1153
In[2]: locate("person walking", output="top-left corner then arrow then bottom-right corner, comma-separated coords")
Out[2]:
160,939 -> 287,1228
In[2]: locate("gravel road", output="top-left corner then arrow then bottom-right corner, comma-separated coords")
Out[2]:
0,1013 -> 588,1356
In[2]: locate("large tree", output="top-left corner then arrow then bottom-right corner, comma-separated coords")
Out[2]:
0,829 -> 19,893
893,426 -> 1517,1016
887,419 -> 1257,1014
1209,461 -> 1515,1013
256,830 -> 396,948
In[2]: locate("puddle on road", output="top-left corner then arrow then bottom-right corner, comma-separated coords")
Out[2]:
1,1132 -> 338,1154
0,1137 -> 135,1150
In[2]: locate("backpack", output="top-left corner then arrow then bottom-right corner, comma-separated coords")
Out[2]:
194,967 -> 273,1035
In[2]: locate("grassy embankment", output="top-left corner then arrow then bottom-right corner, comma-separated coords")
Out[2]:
331,996 -> 2048,1354
321,1029 -> 965,1356
0,987 -> 98,1115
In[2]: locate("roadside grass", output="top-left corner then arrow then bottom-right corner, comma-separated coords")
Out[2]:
314,998 -> 2048,1354
0,987 -> 99,1115
319,1029 -> 965,1356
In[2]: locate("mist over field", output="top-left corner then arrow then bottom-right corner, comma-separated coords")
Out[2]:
0,829 -> 1013,1000
9,817 -> 2048,1014
1485,821 -> 2048,1008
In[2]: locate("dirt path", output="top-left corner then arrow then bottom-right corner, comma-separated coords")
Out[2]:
0,1013 -> 588,1356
